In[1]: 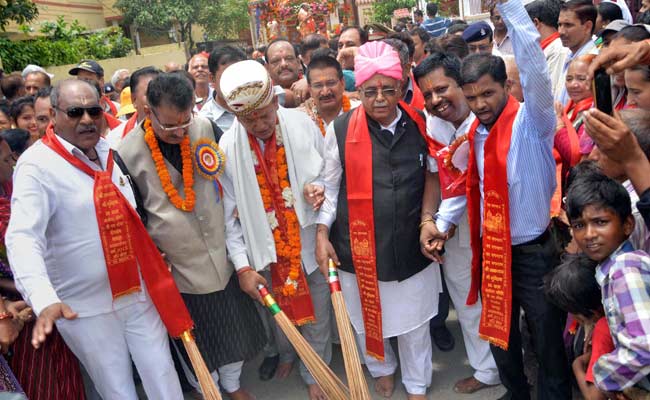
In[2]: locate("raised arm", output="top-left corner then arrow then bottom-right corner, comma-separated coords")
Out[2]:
499,0 -> 555,138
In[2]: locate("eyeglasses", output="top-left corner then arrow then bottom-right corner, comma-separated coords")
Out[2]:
310,80 -> 341,91
150,107 -> 194,132
361,87 -> 398,99
56,106 -> 103,119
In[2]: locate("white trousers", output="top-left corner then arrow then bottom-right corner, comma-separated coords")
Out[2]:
442,216 -> 500,385
56,299 -> 183,400
356,321 -> 433,395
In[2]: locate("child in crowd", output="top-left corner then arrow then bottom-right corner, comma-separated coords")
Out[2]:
566,170 -> 650,397
544,253 -> 614,400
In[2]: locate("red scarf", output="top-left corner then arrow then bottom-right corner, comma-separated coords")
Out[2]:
248,133 -> 316,325
122,113 -> 139,138
101,95 -> 118,116
466,96 -> 519,350
103,112 -> 122,130
41,127 -> 193,337
540,32 -> 560,51
550,111 -> 581,217
564,97 -> 593,124
345,102 -> 434,360
409,74 -> 425,111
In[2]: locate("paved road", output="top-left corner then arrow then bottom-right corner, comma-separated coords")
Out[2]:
185,309 -> 508,400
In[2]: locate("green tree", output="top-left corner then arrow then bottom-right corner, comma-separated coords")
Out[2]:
0,0 -> 38,31
116,0 -> 250,52
199,0 -> 249,40
0,18 -> 132,72
371,0 -> 416,24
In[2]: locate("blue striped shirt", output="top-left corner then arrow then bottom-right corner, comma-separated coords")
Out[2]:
422,16 -> 451,38
474,0 -> 556,245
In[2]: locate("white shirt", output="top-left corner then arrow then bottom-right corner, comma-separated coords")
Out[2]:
221,123 -> 324,276
544,36 -> 569,100
199,96 -> 236,132
426,113 -> 475,234
106,120 -> 128,149
6,136 -> 145,317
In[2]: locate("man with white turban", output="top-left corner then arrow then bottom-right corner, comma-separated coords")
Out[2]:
219,60 -> 333,400
315,41 -> 443,399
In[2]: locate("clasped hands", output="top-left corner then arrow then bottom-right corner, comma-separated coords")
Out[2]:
420,220 -> 456,264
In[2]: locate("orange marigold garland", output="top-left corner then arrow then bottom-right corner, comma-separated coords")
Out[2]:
316,95 -> 352,136
442,134 -> 468,176
251,126 -> 303,297
144,119 -> 196,212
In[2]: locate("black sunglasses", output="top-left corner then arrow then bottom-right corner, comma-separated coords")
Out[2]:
56,106 -> 103,119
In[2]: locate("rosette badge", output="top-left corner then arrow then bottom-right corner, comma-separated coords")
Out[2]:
192,138 -> 226,201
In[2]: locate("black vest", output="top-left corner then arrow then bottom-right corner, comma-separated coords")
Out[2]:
330,107 -> 431,282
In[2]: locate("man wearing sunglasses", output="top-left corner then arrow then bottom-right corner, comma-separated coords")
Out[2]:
315,41 -> 443,400
7,79 -> 184,399
118,73 -> 265,400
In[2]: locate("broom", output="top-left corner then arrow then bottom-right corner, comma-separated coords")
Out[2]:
257,285 -> 350,400
180,330 -> 222,400
328,260 -> 372,400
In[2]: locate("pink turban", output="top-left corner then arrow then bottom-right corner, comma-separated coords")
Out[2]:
354,41 -> 403,87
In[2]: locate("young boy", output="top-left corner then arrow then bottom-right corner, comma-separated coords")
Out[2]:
544,253 -> 614,400
566,170 -> 650,397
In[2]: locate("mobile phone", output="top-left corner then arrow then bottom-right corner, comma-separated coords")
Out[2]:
592,68 -> 613,115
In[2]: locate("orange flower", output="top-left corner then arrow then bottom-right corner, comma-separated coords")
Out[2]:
250,131 -> 303,297
144,119 -> 196,212
317,94 -> 351,136
443,134 -> 468,176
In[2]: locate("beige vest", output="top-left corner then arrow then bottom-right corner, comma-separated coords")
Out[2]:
118,117 -> 232,294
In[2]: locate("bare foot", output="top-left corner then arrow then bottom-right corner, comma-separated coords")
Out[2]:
227,388 -> 256,400
374,374 -> 395,398
307,383 -> 326,400
407,394 -> 426,400
275,361 -> 294,379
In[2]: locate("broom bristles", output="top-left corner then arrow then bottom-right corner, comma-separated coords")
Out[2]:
332,291 -> 372,400
181,332 -> 223,400
274,310 -> 350,400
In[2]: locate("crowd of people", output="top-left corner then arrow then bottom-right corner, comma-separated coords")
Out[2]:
1,0 -> 650,398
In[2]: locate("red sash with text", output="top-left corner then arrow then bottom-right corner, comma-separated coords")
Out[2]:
466,96 -> 519,350
248,134 -> 316,326
41,128 -> 193,337
345,102 -> 434,360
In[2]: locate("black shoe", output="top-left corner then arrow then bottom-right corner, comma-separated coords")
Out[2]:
432,325 -> 455,351
258,355 -> 279,381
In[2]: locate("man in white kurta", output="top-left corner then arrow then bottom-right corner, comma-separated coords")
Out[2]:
6,79 -> 182,400
218,60 -> 333,400
413,52 -> 501,394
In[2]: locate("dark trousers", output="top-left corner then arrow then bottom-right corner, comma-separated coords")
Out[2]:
488,233 -> 571,400
430,272 -> 450,328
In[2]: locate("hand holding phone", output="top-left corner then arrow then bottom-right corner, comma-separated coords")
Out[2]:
592,68 -> 613,115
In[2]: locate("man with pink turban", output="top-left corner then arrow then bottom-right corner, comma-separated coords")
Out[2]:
315,41 -> 444,399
